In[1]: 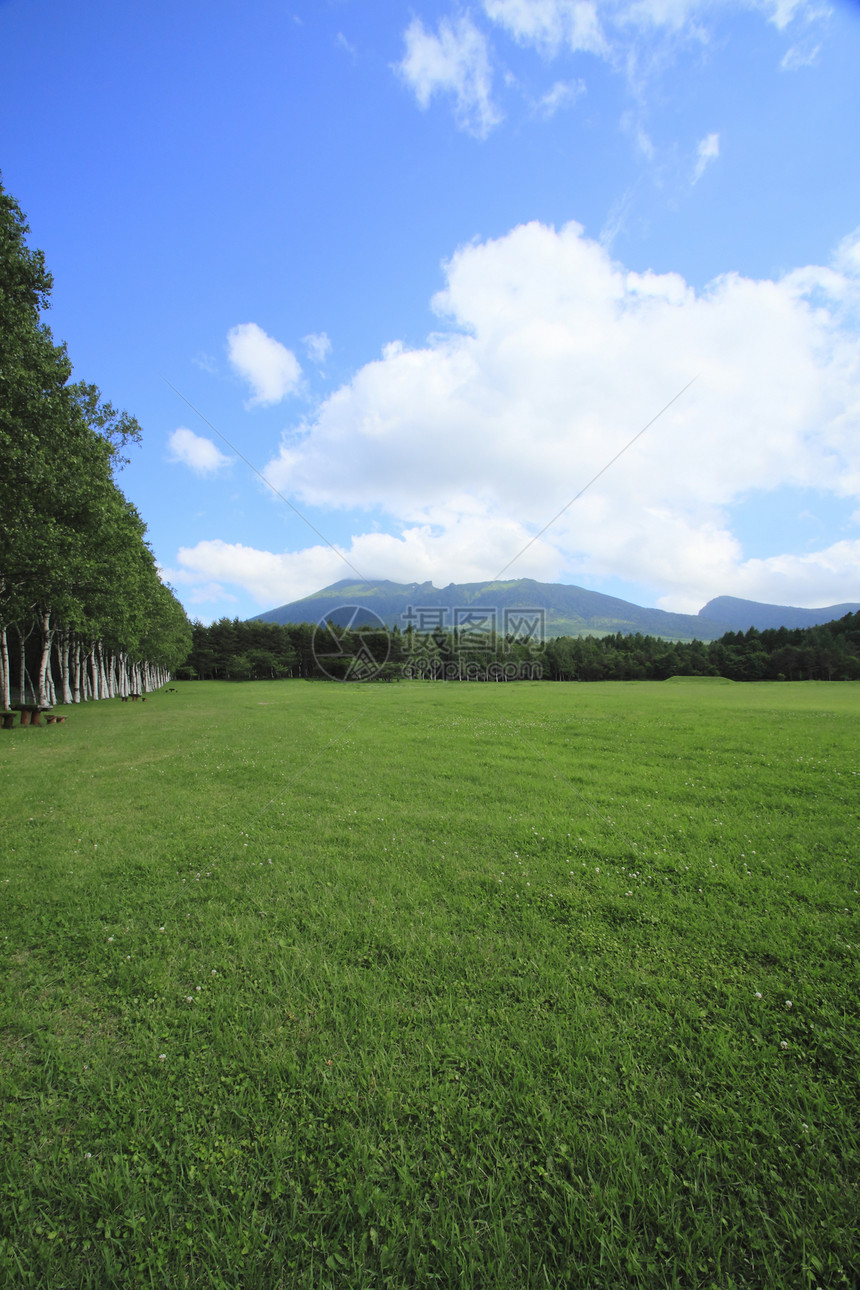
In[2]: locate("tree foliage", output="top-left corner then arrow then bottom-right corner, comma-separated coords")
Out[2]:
0,175 -> 191,706
542,616 -> 860,682
182,611 -> 860,684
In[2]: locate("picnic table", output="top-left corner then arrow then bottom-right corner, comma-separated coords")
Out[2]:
12,705 -> 54,727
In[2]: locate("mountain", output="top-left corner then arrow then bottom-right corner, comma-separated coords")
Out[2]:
253,578 -> 738,642
698,595 -> 860,632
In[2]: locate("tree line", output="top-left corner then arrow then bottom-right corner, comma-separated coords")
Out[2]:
543,615 -> 860,682
180,610 -> 860,683
0,178 -> 191,709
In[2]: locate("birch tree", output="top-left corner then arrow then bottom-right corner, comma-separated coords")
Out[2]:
0,174 -> 191,704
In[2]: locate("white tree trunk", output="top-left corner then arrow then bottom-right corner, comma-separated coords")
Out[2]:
71,639 -> 82,703
0,626 -> 9,711
97,643 -> 109,698
15,623 -> 35,705
58,633 -> 73,705
88,645 -> 100,701
36,611 -> 55,709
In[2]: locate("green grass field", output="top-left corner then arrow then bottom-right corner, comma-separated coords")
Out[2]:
1,679 -> 858,1289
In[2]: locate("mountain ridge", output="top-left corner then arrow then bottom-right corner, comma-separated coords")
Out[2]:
251,578 -> 858,641
698,595 -> 860,632
254,577 -> 709,639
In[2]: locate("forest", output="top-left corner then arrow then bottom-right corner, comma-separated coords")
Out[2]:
181,609 -> 860,683
0,178 -> 191,709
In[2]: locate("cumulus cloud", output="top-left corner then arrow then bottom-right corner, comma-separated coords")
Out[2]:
692,131 -> 719,182
242,219 -> 860,610
303,331 -> 332,364
167,427 -> 231,475
173,517 -> 562,610
397,15 -> 502,138
226,322 -> 302,406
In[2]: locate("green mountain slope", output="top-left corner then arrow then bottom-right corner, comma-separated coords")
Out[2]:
253,578 -> 736,642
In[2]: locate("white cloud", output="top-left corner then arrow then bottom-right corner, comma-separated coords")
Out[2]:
535,78 -> 586,116
303,331 -> 332,364
780,40 -> 821,69
762,0 -> 811,32
173,540 -> 338,607
167,427 -> 231,476
396,15 -> 502,138
483,0 -> 607,55
246,219 -> 860,610
226,322 -> 302,406
657,539 -> 860,614
192,352 -> 218,375
835,228 -> 860,277
396,2 -> 826,140
621,110 -> 655,160
488,0 -> 815,40
692,131 -> 719,182
173,518 -> 561,610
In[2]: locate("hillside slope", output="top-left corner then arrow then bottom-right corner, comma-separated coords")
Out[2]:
698,595 -> 860,632
253,578 -> 735,641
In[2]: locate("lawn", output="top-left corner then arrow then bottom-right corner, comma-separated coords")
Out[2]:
1,679 -> 858,1288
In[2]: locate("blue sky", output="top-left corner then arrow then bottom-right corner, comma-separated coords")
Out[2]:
2,0 -> 859,622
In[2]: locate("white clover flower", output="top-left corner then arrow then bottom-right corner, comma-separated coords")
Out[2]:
780,1041 -> 788,1049
785,1000 -> 793,1008
159,1053 -> 167,1061
754,991 -> 762,999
